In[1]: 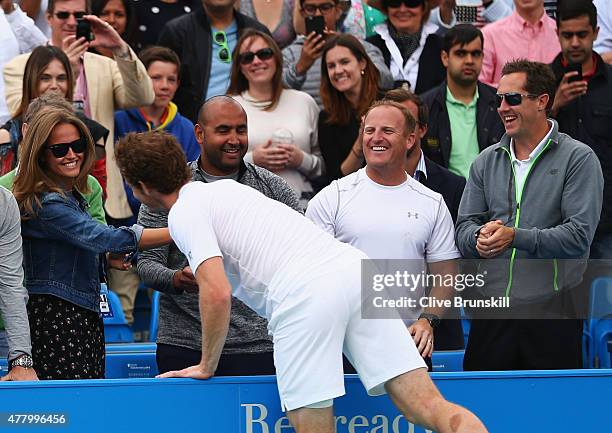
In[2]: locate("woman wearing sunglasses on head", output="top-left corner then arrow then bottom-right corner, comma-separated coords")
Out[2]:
318,34 -> 380,184
365,0 -> 445,94
0,46 -> 108,195
228,29 -> 322,210
12,107 -> 171,380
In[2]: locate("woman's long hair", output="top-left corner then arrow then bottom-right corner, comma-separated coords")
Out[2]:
227,29 -> 285,111
92,0 -> 139,50
320,34 -> 379,126
13,107 -> 95,219
13,46 -> 75,120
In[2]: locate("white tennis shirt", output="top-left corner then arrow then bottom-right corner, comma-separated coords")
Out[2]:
168,181 -> 360,319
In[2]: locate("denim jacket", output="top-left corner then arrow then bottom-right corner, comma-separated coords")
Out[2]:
21,190 -> 142,312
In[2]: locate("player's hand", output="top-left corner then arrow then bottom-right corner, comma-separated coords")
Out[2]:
408,319 -> 434,358
252,140 -> 290,172
275,143 -> 304,168
107,252 -> 132,270
551,71 -> 588,114
296,32 -> 326,75
172,266 -> 198,293
156,363 -> 214,379
1,367 -> 39,381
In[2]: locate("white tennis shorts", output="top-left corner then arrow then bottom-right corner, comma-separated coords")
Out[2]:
268,253 -> 426,411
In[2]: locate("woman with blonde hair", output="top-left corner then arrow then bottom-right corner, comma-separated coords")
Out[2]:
13,107 -> 170,380
228,29 -> 321,209
0,46 -> 108,185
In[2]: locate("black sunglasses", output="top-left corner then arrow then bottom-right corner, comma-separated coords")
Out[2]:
494,92 -> 539,108
384,0 -> 424,8
239,48 -> 274,65
54,11 -> 86,20
46,138 -> 86,158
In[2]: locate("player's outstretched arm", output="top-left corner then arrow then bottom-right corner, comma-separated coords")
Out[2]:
156,257 -> 231,379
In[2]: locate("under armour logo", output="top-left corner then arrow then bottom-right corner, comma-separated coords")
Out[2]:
549,169 -> 558,175
407,212 -> 419,219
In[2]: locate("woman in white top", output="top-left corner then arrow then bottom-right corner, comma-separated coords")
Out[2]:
228,29 -> 322,209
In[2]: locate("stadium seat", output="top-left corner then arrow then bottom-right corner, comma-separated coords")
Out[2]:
149,291 -> 160,342
102,284 -> 135,343
584,277 -> 612,368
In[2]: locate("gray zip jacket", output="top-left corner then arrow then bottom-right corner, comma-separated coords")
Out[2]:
456,120 -> 603,303
137,160 -> 300,354
0,186 -> 32,361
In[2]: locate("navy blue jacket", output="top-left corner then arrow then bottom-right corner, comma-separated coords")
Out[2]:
551,52 -> 612,236
420,81 -> 504,171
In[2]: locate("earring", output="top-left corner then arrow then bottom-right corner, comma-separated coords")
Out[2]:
360,69 -> 365,75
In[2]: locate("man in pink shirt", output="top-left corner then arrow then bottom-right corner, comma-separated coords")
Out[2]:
480,0 -> 560,86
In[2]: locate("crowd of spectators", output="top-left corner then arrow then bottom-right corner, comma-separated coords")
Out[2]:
0,0 -> 610,382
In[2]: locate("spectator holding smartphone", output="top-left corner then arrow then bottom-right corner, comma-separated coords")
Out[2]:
550,0 -> 612,261
4,0 -> 154,225
283,0 -> 392,108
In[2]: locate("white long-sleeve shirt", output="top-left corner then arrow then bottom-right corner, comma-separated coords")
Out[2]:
0,5 -> 47,123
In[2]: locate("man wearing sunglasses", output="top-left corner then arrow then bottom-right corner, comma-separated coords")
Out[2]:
4,0 -> 154,224
421,24 -> 504,180
283,0 -> 393,108
456,59 -> 603,371
158,0 -> 269,122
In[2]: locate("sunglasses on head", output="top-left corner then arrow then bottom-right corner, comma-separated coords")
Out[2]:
384,0 -> 424,8
46,138 -> 86,158
239,48 -> 274,65
494,92 -> 539,108
54,11 -> 86,19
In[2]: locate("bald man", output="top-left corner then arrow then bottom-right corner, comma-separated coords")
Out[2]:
137,96 -> 301,374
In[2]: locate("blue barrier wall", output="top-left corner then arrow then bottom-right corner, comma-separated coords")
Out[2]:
0,370 -> 610,433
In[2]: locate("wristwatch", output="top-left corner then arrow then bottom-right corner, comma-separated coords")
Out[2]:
9,355 -> 34,370
418,313 -> 441,329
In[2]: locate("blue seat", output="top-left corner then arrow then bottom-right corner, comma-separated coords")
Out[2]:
584,277 -> 612,368
102,285 -> 134,343
432,350 -> 464,372
149,291 -> 160,342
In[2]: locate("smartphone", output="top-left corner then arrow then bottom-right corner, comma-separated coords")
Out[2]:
566,62 -> 583,83
76,18 -> 94,42
305,15 -> 325,37
123,251 -> 137,264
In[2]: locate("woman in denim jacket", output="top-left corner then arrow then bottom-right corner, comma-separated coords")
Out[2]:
12,107 -> 171,380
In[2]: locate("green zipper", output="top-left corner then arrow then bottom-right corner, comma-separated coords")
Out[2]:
500,138 -> 554,297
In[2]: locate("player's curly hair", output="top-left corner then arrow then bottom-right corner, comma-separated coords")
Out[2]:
116,130 -> 191,194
